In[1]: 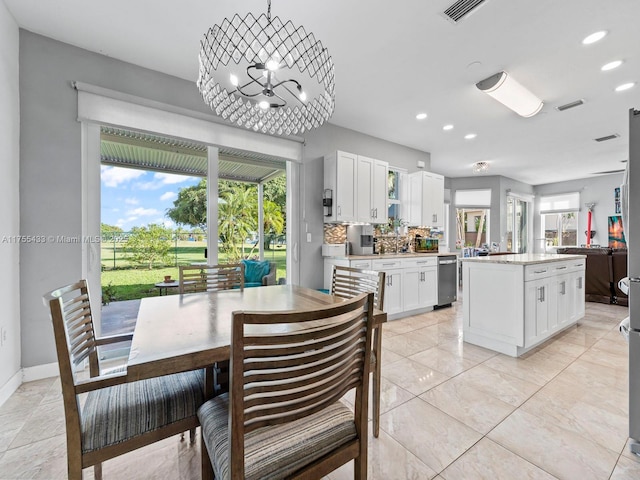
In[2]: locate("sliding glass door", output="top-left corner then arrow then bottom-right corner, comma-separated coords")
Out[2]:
506,195 -> 530,253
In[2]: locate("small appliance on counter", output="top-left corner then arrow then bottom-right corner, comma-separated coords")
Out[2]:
346,225 -> 374,255
322,243 -> 347,257
414,236 -> 439,253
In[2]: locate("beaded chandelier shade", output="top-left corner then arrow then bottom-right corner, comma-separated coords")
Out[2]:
197,1 -> 335,136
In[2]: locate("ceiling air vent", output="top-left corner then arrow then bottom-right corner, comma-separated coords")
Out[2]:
443,0 -> 488,23
594,134 -> 620,142
556,99 -> 584,112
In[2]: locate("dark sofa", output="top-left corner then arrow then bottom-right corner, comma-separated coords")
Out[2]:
556,247 -> 628,305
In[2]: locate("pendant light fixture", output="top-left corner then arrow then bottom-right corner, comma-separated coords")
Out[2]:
476,71 -> 543,118
197,0 -> 335,136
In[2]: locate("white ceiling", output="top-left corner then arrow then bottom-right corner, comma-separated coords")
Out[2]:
5,0 -> 640,185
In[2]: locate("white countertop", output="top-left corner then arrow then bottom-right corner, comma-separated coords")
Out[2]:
326,252 -> 450,260
461,253 -> 586,265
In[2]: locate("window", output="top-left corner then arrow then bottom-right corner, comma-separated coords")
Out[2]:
539,192 -> 579,250
454,189 -> 491,250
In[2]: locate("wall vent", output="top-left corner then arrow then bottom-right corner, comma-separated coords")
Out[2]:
443,0 -> 488,23
594,134 -> 620,142
556,99 -> 584,111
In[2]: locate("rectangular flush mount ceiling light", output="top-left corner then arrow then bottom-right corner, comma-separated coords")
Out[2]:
476,71 -> 543,117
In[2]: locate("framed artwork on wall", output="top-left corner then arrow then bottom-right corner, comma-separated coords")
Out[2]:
608,215 -> 626,248
615,187 -> 621,214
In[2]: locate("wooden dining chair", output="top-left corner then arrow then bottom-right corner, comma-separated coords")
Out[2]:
179,263 -> 244,395
197,292 -> 375,480
331,264 -> 386,438
179,263 -> 244,294
44,279 -> 205,480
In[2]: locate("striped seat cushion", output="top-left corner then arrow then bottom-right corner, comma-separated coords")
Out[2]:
81,369 -> 204,453
198,393 -> 357,480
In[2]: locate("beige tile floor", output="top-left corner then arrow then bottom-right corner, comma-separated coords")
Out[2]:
1,301 -> 640,479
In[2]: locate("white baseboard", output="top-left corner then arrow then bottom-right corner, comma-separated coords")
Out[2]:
22,362 -> 59,383
0,370 -> 23,408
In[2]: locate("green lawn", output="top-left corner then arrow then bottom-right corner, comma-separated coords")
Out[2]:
101,241 -> 287,301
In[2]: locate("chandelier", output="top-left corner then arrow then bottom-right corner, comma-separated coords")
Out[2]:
472,161 -> 489,174
197,0 -> 335,136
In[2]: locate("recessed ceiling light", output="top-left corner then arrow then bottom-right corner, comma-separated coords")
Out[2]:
416,113 -> 428,120
615,82 -> 636,92
601,60 -> 623,71
582,30 -> 607,45
443,124 -> 454,131
464,133 -> 477,140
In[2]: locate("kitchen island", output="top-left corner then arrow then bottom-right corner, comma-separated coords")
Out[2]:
462,253 -> 586,357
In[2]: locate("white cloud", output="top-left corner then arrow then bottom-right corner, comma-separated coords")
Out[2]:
125,197 -> 139,205
155,172 -> 195,185
160,191 -> 177,201
127,207 -> 161,218
101,166 -> 145,187
137,173 -> 196,190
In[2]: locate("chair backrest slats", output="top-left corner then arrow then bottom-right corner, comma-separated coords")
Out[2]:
330,265 -> 386,311
231,293 -> 373,435
179,264 -> 244,294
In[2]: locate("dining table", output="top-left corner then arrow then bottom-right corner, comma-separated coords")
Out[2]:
126,284 -> 387,396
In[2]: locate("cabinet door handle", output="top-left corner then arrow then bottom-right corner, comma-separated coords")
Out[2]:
538,286 -> 545,302
375,208 -> 378,218
556,266 -> 567,270
338,205 -> 341,216
432,214 -> 437,223
577,277 -> 583,289
534,269 -> 547,274
560,281 -> 566,295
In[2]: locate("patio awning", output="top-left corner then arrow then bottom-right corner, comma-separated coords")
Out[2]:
100,127 -> 286,183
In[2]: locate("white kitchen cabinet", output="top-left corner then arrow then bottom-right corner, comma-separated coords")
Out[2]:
402,257 -> 437,311
463,254 -> 586,357
407,171 -> 445,227
323,258 -> 372,291
524,276 -> 553,348
356,155 -> 389,224
324,151 -> 357,223
325,151 -> 388,224
372,258 -> 403,316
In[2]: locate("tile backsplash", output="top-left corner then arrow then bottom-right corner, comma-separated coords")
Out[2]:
323,224 -> 433,254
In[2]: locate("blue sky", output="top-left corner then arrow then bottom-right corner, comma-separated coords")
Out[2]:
101,166 -> 201,231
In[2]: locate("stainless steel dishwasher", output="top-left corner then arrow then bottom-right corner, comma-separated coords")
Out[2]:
437,255 -> 458,307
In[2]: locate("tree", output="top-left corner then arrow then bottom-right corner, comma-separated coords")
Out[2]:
101,223 -> 123,239
218,188 -> 257,261
166,179 -> 207,229
124,224 -> 173,269
166,176 -> 287,257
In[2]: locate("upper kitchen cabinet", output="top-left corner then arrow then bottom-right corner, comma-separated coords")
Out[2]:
324,151 -> 388,224
357,155 -> 388,224
407,171 -> 445,227
324,151 -> 357,222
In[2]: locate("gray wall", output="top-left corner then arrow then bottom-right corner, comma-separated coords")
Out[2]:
19,31 -> 228,369
0,1 -> 21,392
18,31 -> 432,368
533,173 -> 625,252
300,124 -> 431,288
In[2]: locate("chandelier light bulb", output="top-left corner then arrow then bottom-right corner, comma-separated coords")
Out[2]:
299,91 -> 307,102
266,59 -> 280,72
615,82 -> 635,92
259,101 -> 270,110
229,74 -> 239,87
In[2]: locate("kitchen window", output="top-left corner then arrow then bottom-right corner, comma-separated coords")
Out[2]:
539,192 -> 580,250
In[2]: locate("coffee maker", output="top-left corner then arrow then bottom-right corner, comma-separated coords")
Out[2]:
346,225 -> 374,255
